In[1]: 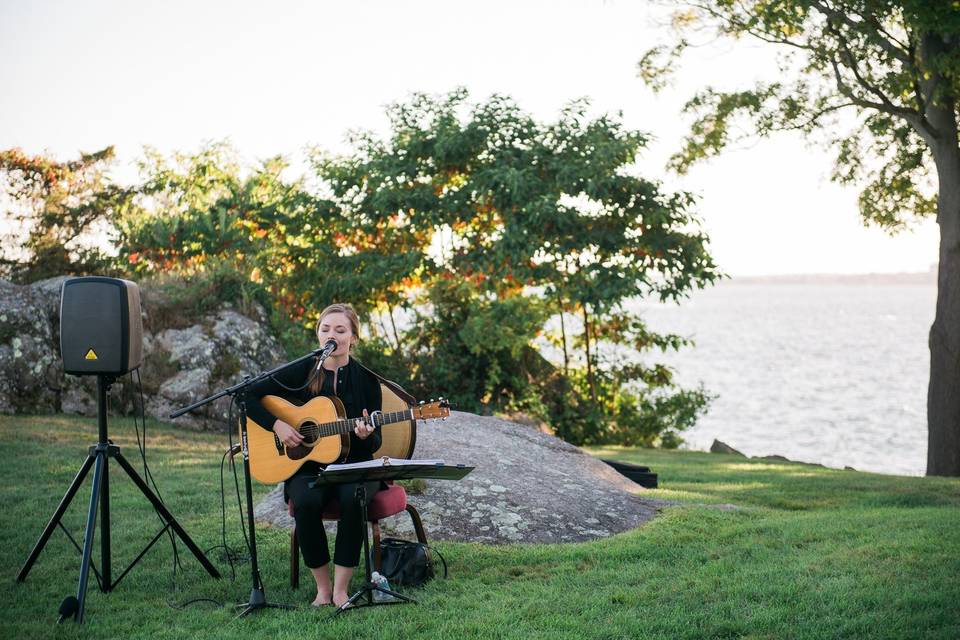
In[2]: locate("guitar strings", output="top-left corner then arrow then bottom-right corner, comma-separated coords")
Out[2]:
295,409 -> 413,439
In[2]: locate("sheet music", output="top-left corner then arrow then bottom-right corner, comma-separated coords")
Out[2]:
324,456 -> 445,472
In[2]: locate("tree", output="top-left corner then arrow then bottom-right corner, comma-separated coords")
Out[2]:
118,144 -> 336,319
0,146 -> 131,282
317,90 -> 720,444
639,1 -> 960,475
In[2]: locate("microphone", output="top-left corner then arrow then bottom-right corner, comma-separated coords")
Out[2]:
58,595 -> 79,623
314,339 -> 338,372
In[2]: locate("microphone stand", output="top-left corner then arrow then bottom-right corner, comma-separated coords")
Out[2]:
170,346 -> 331,618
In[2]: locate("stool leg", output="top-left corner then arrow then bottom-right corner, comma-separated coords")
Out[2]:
371,521 -> 382,572
290,528 -> 299,590
405,505 -> 428,545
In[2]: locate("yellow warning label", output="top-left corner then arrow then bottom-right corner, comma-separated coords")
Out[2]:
85,349 -> 98,360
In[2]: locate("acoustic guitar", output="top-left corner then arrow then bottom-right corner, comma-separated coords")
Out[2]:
245,395 -> 450,483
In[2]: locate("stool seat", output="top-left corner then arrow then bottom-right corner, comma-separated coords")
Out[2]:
320,483 -> 407,521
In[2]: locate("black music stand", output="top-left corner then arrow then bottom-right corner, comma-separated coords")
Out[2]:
311,461 -> 473,614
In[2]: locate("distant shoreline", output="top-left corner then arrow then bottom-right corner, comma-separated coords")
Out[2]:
728,269 -> 937,285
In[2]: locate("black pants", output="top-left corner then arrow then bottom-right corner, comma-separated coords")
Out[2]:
286,469 -> 380,569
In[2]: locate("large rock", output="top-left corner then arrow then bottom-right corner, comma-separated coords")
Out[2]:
0,278 -> 65,413
710,439 -> 745,456
0,278 -> 287,430
254,411 -> 669,544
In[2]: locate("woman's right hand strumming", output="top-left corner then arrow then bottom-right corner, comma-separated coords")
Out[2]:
274,420 -> 303,447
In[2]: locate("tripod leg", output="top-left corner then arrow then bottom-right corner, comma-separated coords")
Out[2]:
334,585 -> 371,614
76,451 -> 106,624
100,445 -> 111,591
17,454 -> 96,582
112,451 -> 221,579
373,584 -> 415,603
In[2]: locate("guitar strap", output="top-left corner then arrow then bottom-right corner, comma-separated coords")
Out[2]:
352,359 -> 418,406
352,359 -> 419,461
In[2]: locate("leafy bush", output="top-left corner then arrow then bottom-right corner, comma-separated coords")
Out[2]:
3,91 -> 721,448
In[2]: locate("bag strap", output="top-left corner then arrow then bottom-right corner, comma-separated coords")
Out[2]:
429,545 -> 448,579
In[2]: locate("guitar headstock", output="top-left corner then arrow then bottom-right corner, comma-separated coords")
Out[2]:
412,398 -> 451,421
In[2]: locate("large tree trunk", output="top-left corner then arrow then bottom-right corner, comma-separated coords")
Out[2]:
926,137 -> 960,476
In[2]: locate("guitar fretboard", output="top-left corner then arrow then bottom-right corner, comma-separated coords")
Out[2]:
300,409 -> 413,439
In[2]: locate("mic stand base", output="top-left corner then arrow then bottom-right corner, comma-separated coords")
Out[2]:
234,588 -> 296,619
334,583 -> 414,614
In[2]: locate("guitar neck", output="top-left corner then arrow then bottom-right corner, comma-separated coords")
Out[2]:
309,408 -> 413,439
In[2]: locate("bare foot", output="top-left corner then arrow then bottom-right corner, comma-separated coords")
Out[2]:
332,590 -> 350,608
312,591 -> 333,607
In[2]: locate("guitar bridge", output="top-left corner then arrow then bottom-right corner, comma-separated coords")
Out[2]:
274,433 -> 284,455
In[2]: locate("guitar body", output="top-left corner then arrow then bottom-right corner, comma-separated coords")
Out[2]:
246,395 -> 351,483
244,388 -> 448,484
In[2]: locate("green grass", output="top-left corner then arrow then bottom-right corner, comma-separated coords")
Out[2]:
2,415 -> 958,639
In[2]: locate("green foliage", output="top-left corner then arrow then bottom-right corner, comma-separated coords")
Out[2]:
4,92 -> 720,447
314,90 -> 719,444
396,278 -> 550,412
0,146 -> 132,282
270,309 -> 317,360
118,144 -> 339,327
139,263 -> 272,333
352,335 -> 418,392
639,0 -> 959,231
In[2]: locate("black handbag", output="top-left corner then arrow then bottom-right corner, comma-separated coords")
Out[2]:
379,538 -> 447,587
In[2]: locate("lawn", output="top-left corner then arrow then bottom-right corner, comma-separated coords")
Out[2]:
2,414 -> 958,639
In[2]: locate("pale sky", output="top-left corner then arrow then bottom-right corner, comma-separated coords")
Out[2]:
0,0 -> 940,277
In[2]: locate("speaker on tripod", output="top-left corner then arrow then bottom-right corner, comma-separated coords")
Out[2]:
17,277 -> 220,624
60,276 -> 144,377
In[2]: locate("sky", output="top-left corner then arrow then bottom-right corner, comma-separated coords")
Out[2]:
0,0 -> 940,277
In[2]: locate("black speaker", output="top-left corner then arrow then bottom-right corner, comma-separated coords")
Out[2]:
60,277 -> 143,376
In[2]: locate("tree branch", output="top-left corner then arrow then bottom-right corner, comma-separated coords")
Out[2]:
830,23 -> 908,115
810,0 -> 914,68
688,1 -> 820,53
822,21 -> 934,141
781,100 -> 858,131
828,56 -> 894,112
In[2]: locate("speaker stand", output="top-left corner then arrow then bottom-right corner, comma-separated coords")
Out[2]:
16,376 -> 221,623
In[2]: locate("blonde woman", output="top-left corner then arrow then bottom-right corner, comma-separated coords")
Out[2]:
248,303 -> 383,608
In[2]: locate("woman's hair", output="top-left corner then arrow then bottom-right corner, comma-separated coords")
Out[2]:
308,303 -> 361,395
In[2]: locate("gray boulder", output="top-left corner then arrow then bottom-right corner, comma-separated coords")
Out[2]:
0,277 -> 66,413
254,411 -> 669,544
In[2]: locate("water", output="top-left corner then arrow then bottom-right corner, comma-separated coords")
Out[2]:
631,281 -> 936,476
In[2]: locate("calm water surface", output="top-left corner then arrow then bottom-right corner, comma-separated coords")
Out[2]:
632,281 -> 936,476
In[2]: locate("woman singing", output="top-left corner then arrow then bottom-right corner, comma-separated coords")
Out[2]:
247,303 -> 383,607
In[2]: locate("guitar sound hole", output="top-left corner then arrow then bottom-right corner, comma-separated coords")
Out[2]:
300,422 -> 319,445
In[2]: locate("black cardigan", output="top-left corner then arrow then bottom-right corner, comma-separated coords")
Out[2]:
247,356 -> 383,463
